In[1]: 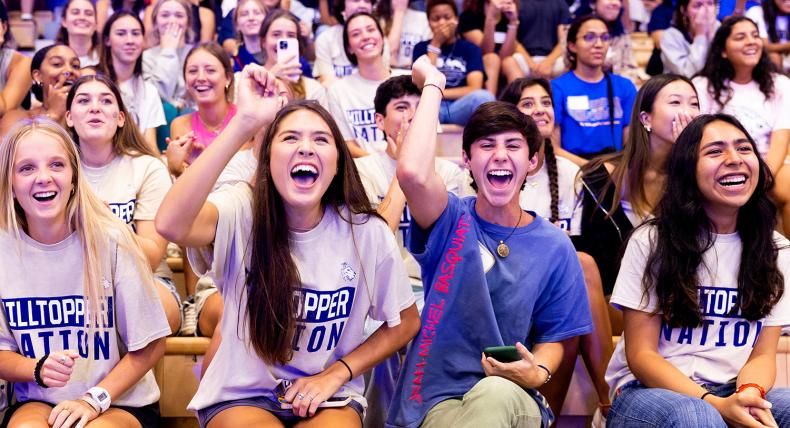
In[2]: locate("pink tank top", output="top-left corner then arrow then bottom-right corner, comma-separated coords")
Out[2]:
189,104 -> 237,164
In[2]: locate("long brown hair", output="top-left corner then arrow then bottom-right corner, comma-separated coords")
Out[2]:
246,101 -> 379,364
581,74 -> 697,219
65,74 -> 159,158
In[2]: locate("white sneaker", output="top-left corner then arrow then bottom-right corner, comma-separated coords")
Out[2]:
179,298 -> 197,336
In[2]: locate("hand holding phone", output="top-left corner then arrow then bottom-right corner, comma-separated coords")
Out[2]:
483,345 -> 521,363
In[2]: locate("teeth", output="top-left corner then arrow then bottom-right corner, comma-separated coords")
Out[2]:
34,191 -> 56,198
719,174 -> 746,185
291,164 -> 318,174
488,170 -> 512,177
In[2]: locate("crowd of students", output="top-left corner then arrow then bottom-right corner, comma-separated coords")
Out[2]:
0,0 -> 788,426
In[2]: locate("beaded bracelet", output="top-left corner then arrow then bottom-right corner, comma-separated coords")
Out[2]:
737,383 -> 767,399
34,354 -> 49,388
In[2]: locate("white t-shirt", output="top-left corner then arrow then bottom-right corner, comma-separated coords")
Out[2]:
747,6 -> 789,42
214,148 -> 257,190
186,183 -> 415,411
313,25 -> 392,79
79,51 -> 99,68
605,226 -> 790,397
143,45 -> 192,108
324,71 -> 409,153
747,7 -> 790,70
81,154 -> 173,278
519,154 -> 582,235
354,151 -> 467,282
391,9 -> 433,69
693,74 -> 790,157
118,77 -> 167,135
314,25 -> 354,79
0,230 -> 170,406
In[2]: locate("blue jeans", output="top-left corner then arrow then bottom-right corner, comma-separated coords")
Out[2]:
608,381 -> 790,427
439,89 -> 495,126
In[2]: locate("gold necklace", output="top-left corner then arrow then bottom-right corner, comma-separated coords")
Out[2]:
496,209 -> 523,258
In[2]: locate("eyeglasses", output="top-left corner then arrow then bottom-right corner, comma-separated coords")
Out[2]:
579,32 -> 611,43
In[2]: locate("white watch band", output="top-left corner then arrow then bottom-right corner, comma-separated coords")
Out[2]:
86,386 -> 111,413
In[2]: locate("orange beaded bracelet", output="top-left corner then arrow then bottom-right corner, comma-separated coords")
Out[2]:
736,383 -> 766,399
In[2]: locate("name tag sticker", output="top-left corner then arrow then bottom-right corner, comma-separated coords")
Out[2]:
494,32 -> 507,44
567,95 -> 590,111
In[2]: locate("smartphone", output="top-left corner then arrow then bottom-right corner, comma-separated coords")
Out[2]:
279,396 -> 352,409
276,38 -> 300,65
483,345 -> 520,363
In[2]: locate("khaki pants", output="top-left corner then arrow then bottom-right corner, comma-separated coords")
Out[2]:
421,377 -> 542,428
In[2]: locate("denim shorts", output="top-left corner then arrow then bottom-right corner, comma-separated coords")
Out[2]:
196,395 -> 364,427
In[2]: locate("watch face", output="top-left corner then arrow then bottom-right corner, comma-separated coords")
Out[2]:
97,392 -> 108,401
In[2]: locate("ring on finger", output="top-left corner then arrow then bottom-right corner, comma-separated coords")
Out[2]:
296,393 -> 305,400
59,356 -> 67,364
307,395 -> 315,402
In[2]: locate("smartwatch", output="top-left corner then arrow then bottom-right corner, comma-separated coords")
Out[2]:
84,386 -> 112,413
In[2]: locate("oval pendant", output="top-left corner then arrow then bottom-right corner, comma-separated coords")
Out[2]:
496,242 -> 510,258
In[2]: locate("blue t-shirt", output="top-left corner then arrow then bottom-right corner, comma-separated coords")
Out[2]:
412,39 -> 484,88
551,71 -> 637,156
386,194 -> 593,428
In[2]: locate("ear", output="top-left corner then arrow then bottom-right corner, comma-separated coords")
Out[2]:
117,110 -> 126,128
32,69 -> 42,85
568,40 -> 577,55
462,148 -> 471,169
65,110 -> 74,128
639,111 -> 651,129
527,151 -> 539,173
374,112 -> 385,131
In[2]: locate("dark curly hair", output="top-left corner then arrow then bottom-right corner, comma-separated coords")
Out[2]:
642,113 -> 784,327
696,16 -> 779,110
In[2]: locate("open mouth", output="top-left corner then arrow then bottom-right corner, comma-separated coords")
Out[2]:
291,164 -> 319,186
33,191 -> 57,202
487,169 -> 513,189
718,173 -> 748,188
359,41 -> 379,52
193,85 -> 213,94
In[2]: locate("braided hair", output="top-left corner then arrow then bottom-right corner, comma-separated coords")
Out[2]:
500,77 -> 560,223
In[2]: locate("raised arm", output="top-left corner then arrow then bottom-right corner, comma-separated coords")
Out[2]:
155,65 -> 283,246
396,56 -> 450,229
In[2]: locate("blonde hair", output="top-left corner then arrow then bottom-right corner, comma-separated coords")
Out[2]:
0,118 -> 157,341
150,0 -> 196,46
234,0 -> 268,42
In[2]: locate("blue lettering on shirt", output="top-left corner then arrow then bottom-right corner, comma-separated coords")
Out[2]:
345,108 -> 381,145
334,64 -> 355,78
3,296 -> 115,360
659,287 -> 763,348
291,288 -> 356,353
108,199 -> 137,224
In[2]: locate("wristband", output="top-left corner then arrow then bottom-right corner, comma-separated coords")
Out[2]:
536,364 -> 552,384
426,44 -> 442,55
700,391 -> 713,401
423,83 -> 445,99
736,383 -> 766,399
85,386 -> 112,413
338,358 -> 354,381
34,354 -> 49,388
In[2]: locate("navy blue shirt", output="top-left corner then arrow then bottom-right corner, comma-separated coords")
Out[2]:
412,39 -> 484,88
